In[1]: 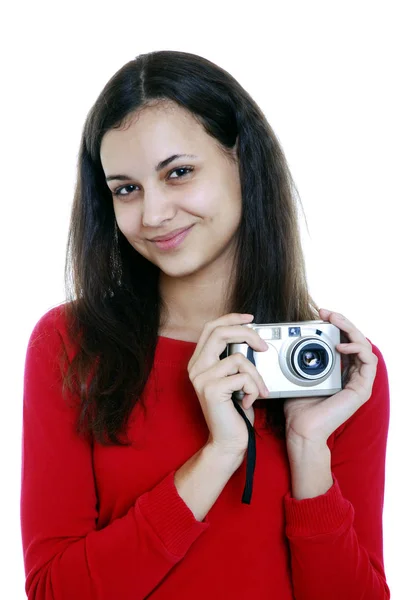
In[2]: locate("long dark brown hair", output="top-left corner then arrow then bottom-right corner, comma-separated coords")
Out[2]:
61,50 -> 352,446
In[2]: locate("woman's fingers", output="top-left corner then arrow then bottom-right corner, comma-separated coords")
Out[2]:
203,371 -> 260,404
319,309 -> 369,347
319,308 -> 378,388
188,321 -> 267,378
336,341 -> 371,359
194,352 -> 269,401
187,313 -> 253,371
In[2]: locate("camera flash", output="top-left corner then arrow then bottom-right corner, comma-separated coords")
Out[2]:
255,327 -> 281,340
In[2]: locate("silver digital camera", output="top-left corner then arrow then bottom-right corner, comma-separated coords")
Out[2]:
226,320 -> 342,400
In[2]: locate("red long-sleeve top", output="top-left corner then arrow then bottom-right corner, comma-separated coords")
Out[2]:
20,305 -> 391,599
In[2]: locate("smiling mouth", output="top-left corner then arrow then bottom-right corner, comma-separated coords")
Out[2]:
151,225 -> 195,250
150,226 -> 192,242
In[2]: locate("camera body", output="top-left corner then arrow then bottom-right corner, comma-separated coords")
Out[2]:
227,320 -> 342,401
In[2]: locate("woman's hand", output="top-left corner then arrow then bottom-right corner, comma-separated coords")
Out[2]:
283,308 -> 379,453
187,313 -> 269,457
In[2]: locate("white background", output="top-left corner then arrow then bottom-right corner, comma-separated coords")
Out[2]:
1,1 -> 400,597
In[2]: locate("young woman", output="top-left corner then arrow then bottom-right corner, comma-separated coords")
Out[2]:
20,50 -> 390,599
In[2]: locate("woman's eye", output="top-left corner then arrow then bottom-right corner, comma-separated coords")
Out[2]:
113,184 -> 137,197
113,166 -> 193,197
168,166 -> 193,179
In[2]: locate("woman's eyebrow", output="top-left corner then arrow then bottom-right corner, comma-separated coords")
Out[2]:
105,154 -> 198,182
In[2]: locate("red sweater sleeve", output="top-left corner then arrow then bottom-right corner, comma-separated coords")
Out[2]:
20,309 -> 210,600
283,342 -> 390,599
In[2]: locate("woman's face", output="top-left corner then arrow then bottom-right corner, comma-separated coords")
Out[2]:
100,102 -> 243,280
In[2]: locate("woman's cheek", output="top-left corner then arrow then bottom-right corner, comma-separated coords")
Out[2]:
115,208 -> 140,239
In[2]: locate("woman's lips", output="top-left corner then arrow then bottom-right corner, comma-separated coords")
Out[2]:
152,225 -> 194,250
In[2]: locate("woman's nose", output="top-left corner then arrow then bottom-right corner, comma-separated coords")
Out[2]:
141,190 -> 177,228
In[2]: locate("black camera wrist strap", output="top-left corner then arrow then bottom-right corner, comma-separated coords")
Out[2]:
233,400 -> 256,505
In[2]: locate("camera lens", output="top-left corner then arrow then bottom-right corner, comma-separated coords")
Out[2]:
291,340 -> 332,379
299,345 -> 327,374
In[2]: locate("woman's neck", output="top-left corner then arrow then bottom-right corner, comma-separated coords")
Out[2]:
158,267 -> 235,339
